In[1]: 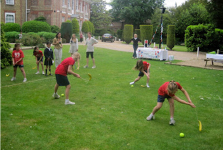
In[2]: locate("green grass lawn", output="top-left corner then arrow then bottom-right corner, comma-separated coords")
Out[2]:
1,45 -> 223,150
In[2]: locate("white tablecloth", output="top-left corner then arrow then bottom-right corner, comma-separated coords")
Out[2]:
137,48 -> 168,60
206,54 -> 223,63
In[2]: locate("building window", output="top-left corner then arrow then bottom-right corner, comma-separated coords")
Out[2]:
31,0 -> 38,5
6,0 -> 14,5
76,0 -> 79,10
62,0 -> 65,6
5,13 -> 15,23
62,17 -> 65,22
72,0 -> 74,10
68,0 -> 70,8
85,4 -> 88,13
45,0 -> 51,5
80,1 -> 83,12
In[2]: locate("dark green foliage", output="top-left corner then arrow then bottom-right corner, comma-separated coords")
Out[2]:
117,30 -> 123,40
167,25 -> 175,50
185,24 -> 223,52
20,33 -> 42,46
123,24 -> 133,44
82,21 -> 89,33
88,21 -> 95,34
22,21 -> 51,33
37,32 -> 56,43
71,18 -> 79,34
61,22 -> 72,43
1,28 -> 12,69
66,20 -> 72,23
140,25 -> 153,44
3,23 -> 21,32
94,29 -> 108,36
134,29 -> 140,39
51,25 -> 60,33
34,16 -> 47,22
4,31 -> 20,43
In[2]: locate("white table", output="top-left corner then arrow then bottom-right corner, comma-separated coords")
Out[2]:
206,54 -> 223,64
137,48 -> 168,60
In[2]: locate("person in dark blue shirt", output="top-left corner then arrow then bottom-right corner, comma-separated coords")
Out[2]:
131,34 -> 141,59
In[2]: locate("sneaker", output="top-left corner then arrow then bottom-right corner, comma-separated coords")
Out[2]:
146,113 -> 155,121
42,71 -> 45,75
11,77 -> 16,81
65,101 -> 75,105
92,65 -> 96,69
84,65 -> 88,68
147,84 -> 150,88
23,78 -> 27,82
52,93 -> 60,99
130,82 -> 134,85
169,118 -> 175,125
35,71 -> 40,74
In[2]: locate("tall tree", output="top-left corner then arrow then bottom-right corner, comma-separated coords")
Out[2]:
90,0 -> 113,30
110,0 -> 164,28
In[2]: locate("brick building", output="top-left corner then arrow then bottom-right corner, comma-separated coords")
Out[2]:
1,0 -> 92,31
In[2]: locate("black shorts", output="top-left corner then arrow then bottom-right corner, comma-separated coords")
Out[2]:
13,65 -> 24,68
157,95 -> 172,103
138,69 -> 150,77
55,74 -> 70,86
44,58 -> 53,66
37,57 -> 43,62
86,52 -> 94,58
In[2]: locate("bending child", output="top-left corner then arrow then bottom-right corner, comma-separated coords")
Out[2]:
146,80 -> 196,125
33,46 -> 45,75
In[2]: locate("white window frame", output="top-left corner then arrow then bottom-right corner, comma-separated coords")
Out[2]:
62,17 -> 65,22
76,0 -> 79,11
6,0 -> 14,5
80,1 -> 83,12
68,0 -> 71,9
72,0 -> 74,10
62,0 -> 65,6
5,12 -> 15,23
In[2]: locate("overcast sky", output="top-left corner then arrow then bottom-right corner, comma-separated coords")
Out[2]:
105,0 -> 187,10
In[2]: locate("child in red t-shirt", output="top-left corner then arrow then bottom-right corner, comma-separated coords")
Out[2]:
52,52 -> 81,105
11,43 -> 27,82
33,46 -> 45,75
130,60 -> 150,88
146,81 -> 196,125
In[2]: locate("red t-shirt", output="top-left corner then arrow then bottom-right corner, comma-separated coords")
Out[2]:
33,50 -> 43,58
158,82 -> 183,97
143,61 -> 150,71
12,50 -> 24,65
55,57 -> 75,76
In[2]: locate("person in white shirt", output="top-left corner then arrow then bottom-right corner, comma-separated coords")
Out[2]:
69,34 -> 79,69
84,32 -> 98,69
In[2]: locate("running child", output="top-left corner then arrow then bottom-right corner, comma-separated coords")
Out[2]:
44,42 -> 54,76
52,52 -> 81,105
33,46 -> 45,75
11,43 -> 27,82
146,80 -> 196,125
130,59 -> 150,88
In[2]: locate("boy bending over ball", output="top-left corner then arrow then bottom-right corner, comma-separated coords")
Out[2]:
53,52 -> 81,105
146,80 -> 196,125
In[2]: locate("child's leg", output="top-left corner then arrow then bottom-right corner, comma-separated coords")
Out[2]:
45,65 -> 48,75
65,84 -> 71,99
146,73 -> 150,84
152,102 -> 163,115
168,98 -> 175,119
134,76 -> 141,82
54,83 -> 59,93
41,62 -> 44,71
13,67 -> 17,77
49,65 -> 51,75
86,58 -> 89,66
92,58 -> 95,66
37,62 -> 39,72
20,67 -> 26,78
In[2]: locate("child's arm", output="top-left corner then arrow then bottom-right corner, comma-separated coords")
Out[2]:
67,65 -> 80,78
180,88 -> 192,103
15,58 -> 23,64
173,96 -> 196,108
12,58 -> 15,66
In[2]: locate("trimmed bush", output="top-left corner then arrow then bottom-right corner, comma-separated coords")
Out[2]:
72,18 -> 79,34
167,25 -> 175,50
51,25 -> 60,33
82,21 -> 89,33
66,20 -> 72,23
22,21 -> 51,33
185,24 -> 223,52
20,33 -> 42,46
123,24 -> 133,44
1,27 -> 12,69
135,29 -> 140,39
4,23 -> 21,32
61,22 -> 72,43
4,31 -> 20,43
140,25 -> 153,44
35,16 -> 47,22
43,32 -> 56,43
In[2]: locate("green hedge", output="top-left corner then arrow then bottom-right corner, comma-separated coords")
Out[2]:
140,25 -> 153,44
61,22 -> 72,43
20,33 -> 42,46
4,31 -> 20,43
185,24 -> 223,52
167,25 -> 175,50
72,18 -> 79,34
135,29 -> 140,39
82,21 -> 89,33
124,24 -> 133,44
51,25 -> 60,33
3,23 -> 21,32
1,28 -> 12,69
22,21 -> 51,33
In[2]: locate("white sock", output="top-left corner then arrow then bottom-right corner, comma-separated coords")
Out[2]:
65,99 -> 69,102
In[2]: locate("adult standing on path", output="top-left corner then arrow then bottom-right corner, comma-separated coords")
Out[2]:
53,32 -> 63,68
69,34 -> 79,69
131,34 -> 141,59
